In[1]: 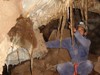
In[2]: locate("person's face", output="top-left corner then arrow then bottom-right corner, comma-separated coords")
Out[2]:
77,26 -> 85,36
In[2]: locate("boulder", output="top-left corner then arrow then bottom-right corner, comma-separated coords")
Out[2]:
3,48 -> 70,75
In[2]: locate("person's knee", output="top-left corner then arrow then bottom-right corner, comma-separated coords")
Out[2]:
86,60 -> 93,70
84,60 -> 93,74
78,60 -> 93,75
57,63 -> 68,71
57,64 -> 64,71
57,62 -> 73,70
57,62 -> 74,75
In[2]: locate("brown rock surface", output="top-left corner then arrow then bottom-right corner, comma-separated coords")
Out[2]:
94,56 -> 100,74
5,49 -> 70,75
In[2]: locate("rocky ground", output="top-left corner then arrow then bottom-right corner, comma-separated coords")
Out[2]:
2,49 -> 99,75
3,48 -> 70,75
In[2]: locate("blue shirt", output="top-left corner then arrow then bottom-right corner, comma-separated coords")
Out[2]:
46,31 -> 91,63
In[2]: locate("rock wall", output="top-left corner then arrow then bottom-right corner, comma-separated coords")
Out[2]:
0,1 -> 21,73
0,0 -> 21,43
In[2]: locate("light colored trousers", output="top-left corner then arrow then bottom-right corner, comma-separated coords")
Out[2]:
57,60 -> 93,75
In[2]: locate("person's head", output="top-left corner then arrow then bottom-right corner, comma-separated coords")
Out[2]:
77,22 -> 88,36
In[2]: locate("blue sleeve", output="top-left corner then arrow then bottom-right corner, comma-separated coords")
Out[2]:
46,38 -> 71,49
74,31 -> 91,48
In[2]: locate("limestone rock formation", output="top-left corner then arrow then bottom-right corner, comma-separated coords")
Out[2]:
75,0 -> 100,14
3,49 -> 70,75
0,0 -> 21,43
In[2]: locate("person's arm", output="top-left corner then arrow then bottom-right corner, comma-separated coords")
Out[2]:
74,31 -> 91,48
46,38 -> 71,49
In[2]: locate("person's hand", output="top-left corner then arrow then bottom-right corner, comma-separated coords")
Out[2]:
73,28 -> 76,33
69,24 -> 76,33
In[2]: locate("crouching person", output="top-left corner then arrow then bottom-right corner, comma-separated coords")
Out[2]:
46,22 -> 93,75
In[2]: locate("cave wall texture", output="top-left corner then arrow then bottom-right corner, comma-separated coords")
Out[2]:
0,0 -> 100,74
